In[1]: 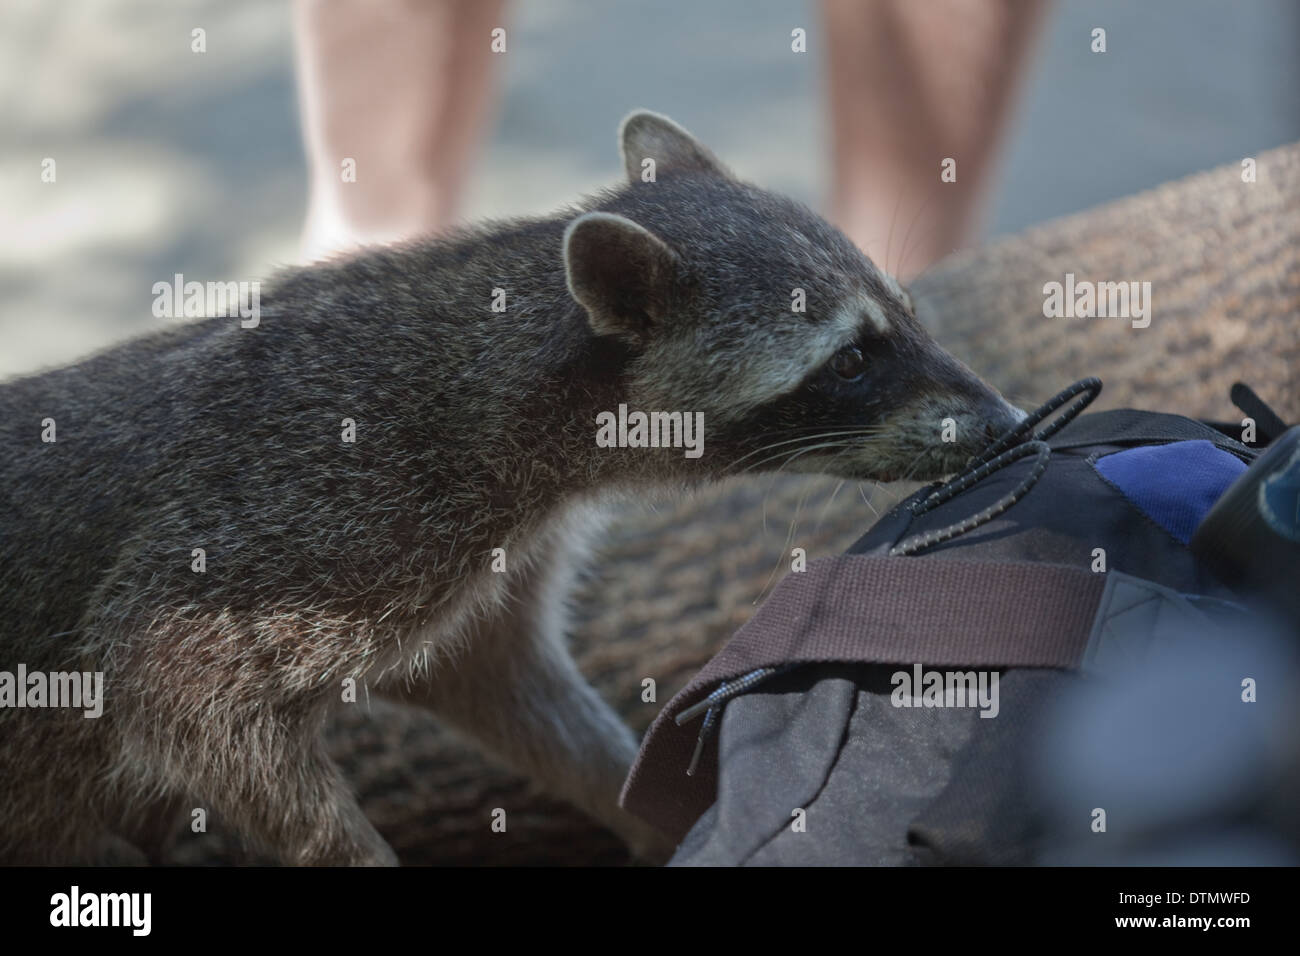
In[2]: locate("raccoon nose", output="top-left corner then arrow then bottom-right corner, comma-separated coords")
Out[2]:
979,399 -> 1028,447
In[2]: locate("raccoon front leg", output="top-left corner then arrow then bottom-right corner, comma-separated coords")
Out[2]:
0,726 -> 111,864
120,695 -> 397,867
387,562 -> 672,860
194,728 -> 397,866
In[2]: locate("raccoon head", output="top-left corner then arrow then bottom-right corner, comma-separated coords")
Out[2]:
563,110 -> 1024,483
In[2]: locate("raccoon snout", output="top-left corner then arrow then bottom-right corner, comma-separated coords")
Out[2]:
979,397 -> 1029,447
945,395 -> 1026,463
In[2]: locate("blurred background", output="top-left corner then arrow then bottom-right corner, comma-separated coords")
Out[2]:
2,0 -> 1298,379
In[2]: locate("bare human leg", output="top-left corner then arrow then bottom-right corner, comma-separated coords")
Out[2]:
823,0 -> 1047,280
293,0 -> 506,260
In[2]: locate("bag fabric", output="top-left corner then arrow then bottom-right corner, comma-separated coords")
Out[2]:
620,408 -> 1275,864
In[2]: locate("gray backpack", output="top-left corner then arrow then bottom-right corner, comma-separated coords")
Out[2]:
622,380 -> 1300,865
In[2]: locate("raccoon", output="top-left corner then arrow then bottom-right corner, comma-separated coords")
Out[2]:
0,111 -> 1023,864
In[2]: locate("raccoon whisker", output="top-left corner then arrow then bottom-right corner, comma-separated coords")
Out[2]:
896,195 -> 930,275
784,436 -> 883,471
742,442 -> 846,475
755,437 -> 824,543
814,478 -> 847,536
743,438 -> 870,483
857,482 -> 881,518
753,471 -> 817,606
739,432 -> 885,474
884,189 -> 905,277
763,424 -> 888,434
752,436 -> 861,599
731,428 -> 885,470
892,449 -> 934,488
897,191 -> 940,278
752,439 -> 874,604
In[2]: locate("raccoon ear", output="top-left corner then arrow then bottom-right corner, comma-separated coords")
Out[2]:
563,212 -> 679,346
619,110 -> 730,183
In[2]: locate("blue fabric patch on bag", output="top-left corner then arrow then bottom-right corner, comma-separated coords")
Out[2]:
1093,440 -> 1246,544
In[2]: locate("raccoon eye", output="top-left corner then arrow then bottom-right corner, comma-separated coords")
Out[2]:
829,345 -> 867,381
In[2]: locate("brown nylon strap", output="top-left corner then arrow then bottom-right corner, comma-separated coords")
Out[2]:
620,555 -> 1108,841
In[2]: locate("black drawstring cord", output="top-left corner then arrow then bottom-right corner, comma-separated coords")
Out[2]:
674,378 -> 1104,775
890,440 -> 1051,555
683,692 -> 721,777
892,377 -> 1102,555
675,664 -> 798,775
959,376 -> 1103,475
